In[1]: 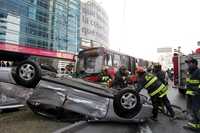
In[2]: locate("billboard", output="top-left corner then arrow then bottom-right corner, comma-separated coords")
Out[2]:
80,0 -> 109,46
157,47 -> 172,53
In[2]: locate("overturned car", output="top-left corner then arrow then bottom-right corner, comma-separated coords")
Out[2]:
0,60 -> 152,122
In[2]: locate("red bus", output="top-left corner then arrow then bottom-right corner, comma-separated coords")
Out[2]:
76,47 -> 138,82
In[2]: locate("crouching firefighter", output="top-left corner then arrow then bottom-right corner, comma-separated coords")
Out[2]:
184,58 -> 200,130
112,65 -> 129,89
98,67 -> 112,87
135,66 -> 175,121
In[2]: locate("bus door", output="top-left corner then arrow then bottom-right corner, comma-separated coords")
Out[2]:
103,53 -> 116,79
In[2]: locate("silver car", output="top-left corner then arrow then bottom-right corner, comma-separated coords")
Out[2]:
0,60 -> 152,122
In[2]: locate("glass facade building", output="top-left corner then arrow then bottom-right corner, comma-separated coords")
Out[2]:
0,0 -> 80,54
80,0 -> 109,49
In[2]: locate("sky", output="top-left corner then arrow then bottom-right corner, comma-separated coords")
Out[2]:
95,0 -> 200,61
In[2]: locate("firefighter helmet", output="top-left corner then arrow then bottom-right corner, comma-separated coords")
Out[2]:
135,66 -> 145,73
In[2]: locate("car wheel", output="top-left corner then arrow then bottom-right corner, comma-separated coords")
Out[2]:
113,88 -> 142,119
13,60 -> 41,88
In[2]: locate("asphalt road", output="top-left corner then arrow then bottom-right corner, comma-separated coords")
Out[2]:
0,108 -> 71,133
0,81 -> 196,133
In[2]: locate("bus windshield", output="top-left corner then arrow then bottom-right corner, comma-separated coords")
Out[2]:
78,55 -> 103,74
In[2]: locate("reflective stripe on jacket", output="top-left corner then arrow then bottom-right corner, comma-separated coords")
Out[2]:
144,74 -> 168,97
101,76 -> 110,82
186,69 -> 200,96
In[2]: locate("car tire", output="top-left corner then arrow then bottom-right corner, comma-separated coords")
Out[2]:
13,60 -> 41,88
113,88 -> 142,119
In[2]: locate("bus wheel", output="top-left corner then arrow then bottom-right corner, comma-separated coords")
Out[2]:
113,88 -> 142,119
13,60 -> 41,88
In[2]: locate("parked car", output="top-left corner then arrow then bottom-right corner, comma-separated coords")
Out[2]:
0,60 -> 152,122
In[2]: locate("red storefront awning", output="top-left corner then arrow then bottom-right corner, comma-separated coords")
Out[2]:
0,42 -> 75,61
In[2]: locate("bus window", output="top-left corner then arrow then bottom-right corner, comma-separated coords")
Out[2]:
131,57 -> 136,74
104,54 -> 112,66
84,56 -> 103,73
85,57 -> 95,69
113,54 -> 120,67
120,55 -> 129,68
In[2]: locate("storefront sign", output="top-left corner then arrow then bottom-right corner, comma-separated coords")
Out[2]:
0,42 -> 75,61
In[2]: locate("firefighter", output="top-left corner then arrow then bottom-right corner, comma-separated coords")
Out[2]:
184,58 -> 200,130
135,66 -> 175,121
98,67 -> 112,87
112,65 -> 129,89
147,66 -> 153,73
153,63 -> 168,85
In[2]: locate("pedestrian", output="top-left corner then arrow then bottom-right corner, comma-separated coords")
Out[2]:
166,68 -> 172,81
6,61 -> 10,67
1,61 -> 5,67
183,57 -> 200,131
135,66 -> 175,121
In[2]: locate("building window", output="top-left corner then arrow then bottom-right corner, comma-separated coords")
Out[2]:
37,0 -> 49,9
28,6 -> 36,20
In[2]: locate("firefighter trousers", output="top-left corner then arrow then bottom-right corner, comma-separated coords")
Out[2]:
151,95 -> 175,118
188,95 -> 200,124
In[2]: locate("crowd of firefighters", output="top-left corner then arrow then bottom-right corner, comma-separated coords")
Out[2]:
97,58 -> 200,131
97,64 -> 175,121
62,57 -> 200,131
